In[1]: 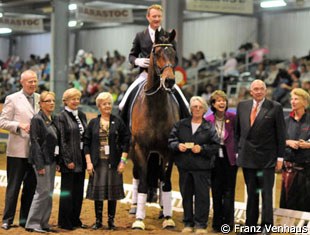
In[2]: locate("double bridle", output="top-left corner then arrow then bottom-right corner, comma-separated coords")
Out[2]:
144,43 -> 176,96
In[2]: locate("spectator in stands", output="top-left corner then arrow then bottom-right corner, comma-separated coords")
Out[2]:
300,63 -> 310,82
223,52 -> 239,78
205,90 -> 237,233
265,61 -> 279,87
235,80 -> 286,235
201,84 -> 214,103
84,92 -> 130,230
288,55 -> 299,72
57,88 -> 87,230
168,96 -> 219,234
272,68 -> 292,106
25,91 -> 59,233
196,51 -> 208,72
301,78 -> 310,94
0,70 -> 39,230
279,88 -> 310,212
255,62 -> 268,81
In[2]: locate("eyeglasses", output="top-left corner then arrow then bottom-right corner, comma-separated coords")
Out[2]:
191,105 -> 204,110
41,99 -> 55,103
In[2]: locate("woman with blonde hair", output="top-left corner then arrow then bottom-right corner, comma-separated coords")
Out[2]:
84,92 -> 130,230
280,88 -> 310,211
57,88 -> 87,230
25,91 -> 58,233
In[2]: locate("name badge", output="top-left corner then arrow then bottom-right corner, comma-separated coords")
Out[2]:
54,146 -> 59,156
80,142 -> 84,150
219,148 -> 224,158
104,145 -> 110,155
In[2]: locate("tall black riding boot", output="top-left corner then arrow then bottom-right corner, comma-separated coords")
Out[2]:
108,200 -> 117,230
92,201 -> 103,230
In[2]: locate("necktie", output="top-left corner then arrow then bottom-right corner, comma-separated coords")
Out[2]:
250,102 -> 259,126
27,95 -> 34,109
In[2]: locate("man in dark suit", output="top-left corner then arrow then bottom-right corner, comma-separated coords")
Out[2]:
0,70 -> 40,230
235,79 -> 286,235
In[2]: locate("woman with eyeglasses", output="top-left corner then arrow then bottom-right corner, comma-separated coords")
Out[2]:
25,91 -> 59,233
168,96 -> 220,234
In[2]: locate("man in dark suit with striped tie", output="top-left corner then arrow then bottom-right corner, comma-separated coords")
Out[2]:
235,80 -> 286,235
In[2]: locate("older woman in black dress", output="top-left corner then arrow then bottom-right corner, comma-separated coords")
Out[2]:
57,88 -> 87,230
84,92 -> 130,230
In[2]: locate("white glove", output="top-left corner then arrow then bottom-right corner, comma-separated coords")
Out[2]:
135,58 -> 150,68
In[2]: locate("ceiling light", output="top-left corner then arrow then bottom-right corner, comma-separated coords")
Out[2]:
0,12 -> 3,17
260,0 -> 287,8
68,3 -> 77,11
68,20 -> 77,27
0,27 -> 12,34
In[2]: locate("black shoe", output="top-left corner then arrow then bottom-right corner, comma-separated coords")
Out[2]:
91,222 -> 102,230
76,224 -> 88,229
108,220 -> 116,230
1,223 -> 10,230
43,228 -> 58,233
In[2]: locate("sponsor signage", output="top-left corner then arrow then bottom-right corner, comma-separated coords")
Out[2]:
76,6 -> 133,23
186,0 -> 254,15
0,17 -> 44,32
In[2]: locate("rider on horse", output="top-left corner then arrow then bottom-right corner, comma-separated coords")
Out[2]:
119,4 -> 190,215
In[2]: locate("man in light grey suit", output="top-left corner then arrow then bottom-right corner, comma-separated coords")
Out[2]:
0,70 -> 40,230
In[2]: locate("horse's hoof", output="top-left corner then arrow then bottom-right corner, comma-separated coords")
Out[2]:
132,220 -> 145,230
129,205 -> 137,215
162,218 -> 175,229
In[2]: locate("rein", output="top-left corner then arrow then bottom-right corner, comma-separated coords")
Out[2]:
144,43 -> 175,96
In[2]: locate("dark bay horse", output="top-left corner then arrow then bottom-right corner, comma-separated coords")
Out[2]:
130,29 -> 180,230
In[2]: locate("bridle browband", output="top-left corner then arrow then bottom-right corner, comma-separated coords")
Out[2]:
144,43 -> 176,96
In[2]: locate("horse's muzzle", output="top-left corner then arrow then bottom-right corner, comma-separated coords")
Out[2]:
165,78 -> 175,89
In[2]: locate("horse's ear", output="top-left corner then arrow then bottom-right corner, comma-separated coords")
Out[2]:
155,29 -> 161,44
169,29 -> 176,42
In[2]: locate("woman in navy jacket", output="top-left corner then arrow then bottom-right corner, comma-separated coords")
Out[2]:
84,92 -> 130,230
168,96 -> 219,234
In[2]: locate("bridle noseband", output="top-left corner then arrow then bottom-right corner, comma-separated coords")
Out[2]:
144,43 -> 176,96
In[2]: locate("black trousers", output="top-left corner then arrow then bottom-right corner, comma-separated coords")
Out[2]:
58,171 -> 85,229
2,157 -> 36,226
178,169 -> 211,229
211,146 -> 237,229
243,167 -> 274,227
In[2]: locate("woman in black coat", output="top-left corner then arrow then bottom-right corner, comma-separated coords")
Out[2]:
25,91 -> 58,233
168,96 -> 220,234
57,88 -> 87,230
84,92 -> 130,230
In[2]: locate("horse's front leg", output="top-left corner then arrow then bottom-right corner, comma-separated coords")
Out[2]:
161,155 -> 175,229
132,144 -> 148,230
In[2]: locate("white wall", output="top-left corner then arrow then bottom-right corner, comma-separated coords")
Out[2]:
0,37 -> 10,61
14,33 -> 51,61
262,10 -> 310,60
183,15 -> 257,60
76,25 -> 145,60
